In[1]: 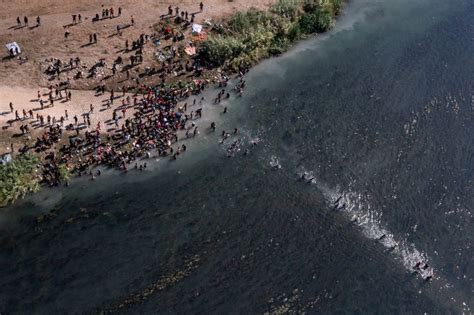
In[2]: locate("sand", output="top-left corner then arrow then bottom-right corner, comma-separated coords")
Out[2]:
0,0 -> 275,154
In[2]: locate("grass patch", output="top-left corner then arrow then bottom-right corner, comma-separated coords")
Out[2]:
199,0 -> 342,71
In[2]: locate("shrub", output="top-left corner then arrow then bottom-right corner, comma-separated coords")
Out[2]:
271,0 -> 302,18
299,10 -> 334,34
287,21 -> 302,42
0,154 -> 40,207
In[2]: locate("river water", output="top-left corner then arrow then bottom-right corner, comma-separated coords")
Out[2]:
1,0 -> 473,313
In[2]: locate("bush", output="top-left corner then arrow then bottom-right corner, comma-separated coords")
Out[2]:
58,164 -> 71,182
200,0 -> 339,69
271,0 -> 302,18
302,2 -> 321,13
287,22 -> 301,42
0,154 -> 40,207
332,0 -> 343,15
299,10 -> 334,34
200,36 -> 246,66
228,9 -> 271,33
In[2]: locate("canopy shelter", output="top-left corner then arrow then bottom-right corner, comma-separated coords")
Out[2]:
192,24 -> 203,34
5,42 -> 21,56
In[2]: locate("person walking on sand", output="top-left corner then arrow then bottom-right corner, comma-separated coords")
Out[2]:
36,16 -> 41,26
200,2 -> 204,12
78,14 -> 82,23
131,16 -> 134,26
16,17 -> 21,26
9,102 -> 14,113
72,14 -> 77,24
24,16 -> 28,26
93,33 -> 97,43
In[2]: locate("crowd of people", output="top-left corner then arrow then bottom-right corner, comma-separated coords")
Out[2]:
5,2 -> 253,186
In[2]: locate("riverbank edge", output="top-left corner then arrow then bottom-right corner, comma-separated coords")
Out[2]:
0,0 -> 345,208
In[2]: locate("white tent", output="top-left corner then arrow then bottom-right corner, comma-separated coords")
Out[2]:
6,42 -> 21,55
192,24 -> 203,34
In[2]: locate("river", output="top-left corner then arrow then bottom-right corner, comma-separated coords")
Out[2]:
0,0 -> 473,313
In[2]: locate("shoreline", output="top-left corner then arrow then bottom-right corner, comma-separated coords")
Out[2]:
0,0 -> 344,207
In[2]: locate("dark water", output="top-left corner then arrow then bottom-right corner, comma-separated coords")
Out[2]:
1,0 -> 473,313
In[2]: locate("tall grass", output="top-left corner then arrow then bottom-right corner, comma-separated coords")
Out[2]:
199,0 -> 341,71
0,154 -> 40,207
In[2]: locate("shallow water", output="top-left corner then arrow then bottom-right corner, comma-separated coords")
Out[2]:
1,0 -> 473,313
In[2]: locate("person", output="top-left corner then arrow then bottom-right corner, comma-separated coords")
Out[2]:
200,2 -> 204,12
65,29 -> 70,39
210,122 -> 216,131
118,7 -> 122,16
89,34 -> 93,43
78,14 -> 82,23
24,16 -> 28,26
93,33 -> 97,43
131,15 -> 134,25
72,14 -> 76,24
16,17 -> 21,26
168,6 -> 173,15
36,16 -> 41,26
9,102 -> 13,113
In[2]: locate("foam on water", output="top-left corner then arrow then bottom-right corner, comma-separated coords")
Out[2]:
294,165 -> 471,312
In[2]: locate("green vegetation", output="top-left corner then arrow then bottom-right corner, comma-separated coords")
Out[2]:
58,164 -> 71,182
199,0 -> 342,71
0,154 -> 41,207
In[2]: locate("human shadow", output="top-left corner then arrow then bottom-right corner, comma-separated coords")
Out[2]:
2,55 -> 14,61
80,42 -> 94,48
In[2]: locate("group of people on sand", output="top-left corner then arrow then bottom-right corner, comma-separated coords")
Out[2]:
8,60 -> 248,182
16,16 -> 41,27
4,2 -> 256,185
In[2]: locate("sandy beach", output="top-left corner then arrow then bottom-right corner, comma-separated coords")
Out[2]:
0,0 -> 274,154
